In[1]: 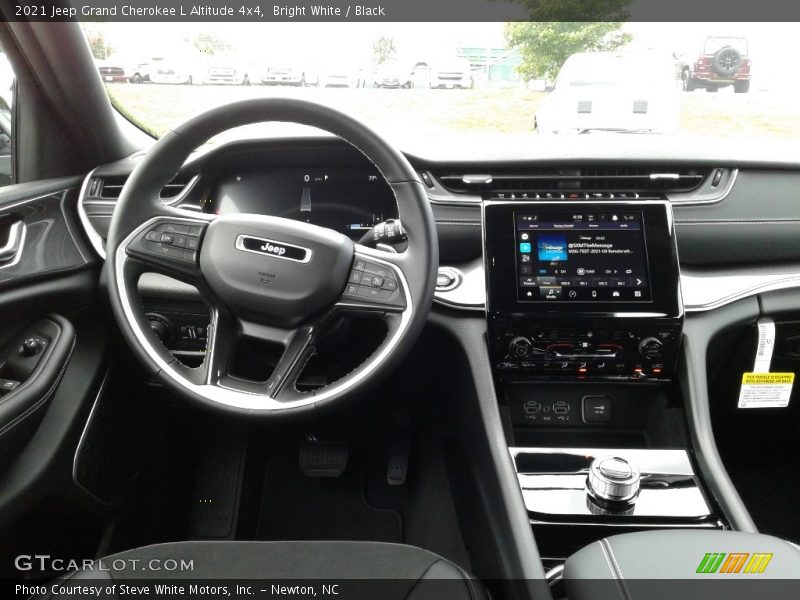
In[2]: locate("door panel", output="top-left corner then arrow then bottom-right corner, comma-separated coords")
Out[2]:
0,178 -> 108,524
0,178 -> 94,287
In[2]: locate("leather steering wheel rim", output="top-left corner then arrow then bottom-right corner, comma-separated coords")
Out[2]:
105,98 -> 438,417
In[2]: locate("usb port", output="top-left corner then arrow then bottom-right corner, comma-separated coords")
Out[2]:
553,401 -> 570,415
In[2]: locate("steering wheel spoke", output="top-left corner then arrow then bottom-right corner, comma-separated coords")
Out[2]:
264,324 -> 319,401
203,314 -> 320,404
200,306 -> 238,388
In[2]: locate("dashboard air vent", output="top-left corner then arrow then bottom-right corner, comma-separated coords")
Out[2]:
435,166 -> 709,197
86,175 -> 194,201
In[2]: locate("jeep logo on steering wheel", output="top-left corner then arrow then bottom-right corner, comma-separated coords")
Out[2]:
260,242 -> 286,256
235,234 -> 312,263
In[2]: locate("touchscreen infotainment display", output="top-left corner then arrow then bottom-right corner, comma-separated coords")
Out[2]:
515,211 -> 652,302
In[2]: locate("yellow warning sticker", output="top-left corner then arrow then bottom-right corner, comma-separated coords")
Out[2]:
738,372 -> 795,408
741,373 -> 795,385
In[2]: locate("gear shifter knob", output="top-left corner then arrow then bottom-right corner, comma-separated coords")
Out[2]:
587,456 -> 640,504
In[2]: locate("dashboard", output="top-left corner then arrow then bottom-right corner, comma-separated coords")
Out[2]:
78,136 -> 800,319
203,166 -> 397,241
68,134 -> 800,546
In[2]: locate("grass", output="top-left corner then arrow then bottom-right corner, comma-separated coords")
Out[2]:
107,83 -> 800,141
680,93 -> 800,139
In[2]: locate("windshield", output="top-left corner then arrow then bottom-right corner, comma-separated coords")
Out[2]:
85,22 -> 799,141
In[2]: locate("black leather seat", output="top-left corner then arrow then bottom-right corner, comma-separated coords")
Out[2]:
46,541 -> 487,600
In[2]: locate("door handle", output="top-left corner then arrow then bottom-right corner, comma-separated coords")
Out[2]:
0,220 -> 25,266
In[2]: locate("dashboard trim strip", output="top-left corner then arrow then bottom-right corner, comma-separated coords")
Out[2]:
77,169 -> 107,259
667,168 -> 738,205
434,264 -> 800,313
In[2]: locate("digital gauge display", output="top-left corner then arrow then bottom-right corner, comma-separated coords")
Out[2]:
208,167 -> 398,240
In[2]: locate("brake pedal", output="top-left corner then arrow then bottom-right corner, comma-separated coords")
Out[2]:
299,437 -> 348,477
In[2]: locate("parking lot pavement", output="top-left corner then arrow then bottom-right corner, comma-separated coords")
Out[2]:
108,83 -> 800,141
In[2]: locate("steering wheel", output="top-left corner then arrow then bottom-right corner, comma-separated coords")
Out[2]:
105,99 -> 438,416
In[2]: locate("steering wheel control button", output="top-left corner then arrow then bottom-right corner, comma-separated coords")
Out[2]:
582,395 -> 613,423
339,257 -> 405,307
133,221 -> 207,267
587,456 -> 641,504
161,224 -> 191,234
363,262 -> 391,279
357,286 -> 393,300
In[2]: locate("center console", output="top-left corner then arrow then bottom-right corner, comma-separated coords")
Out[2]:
483,199 -> 725,563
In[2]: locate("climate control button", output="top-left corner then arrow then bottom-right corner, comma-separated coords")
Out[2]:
508,336 -> 533,358
638,337 -> 664,360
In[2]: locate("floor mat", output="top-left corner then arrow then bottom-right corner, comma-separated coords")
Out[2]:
255,444 -> 403,542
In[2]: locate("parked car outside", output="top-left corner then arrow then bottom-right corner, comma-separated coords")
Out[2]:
261,65 -> 305,86
318,64 -> 365,88
148,52 -> 205,85
126,59 -> 152,84
96,56 -> 129,83
203,53 -> 252,85
679,36 -> 752,93
371,61 -> 413,88
429,58 -> 474,89
534,51 -> 680,135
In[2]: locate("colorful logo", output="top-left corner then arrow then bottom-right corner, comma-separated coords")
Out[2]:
696,552 -> 773,574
